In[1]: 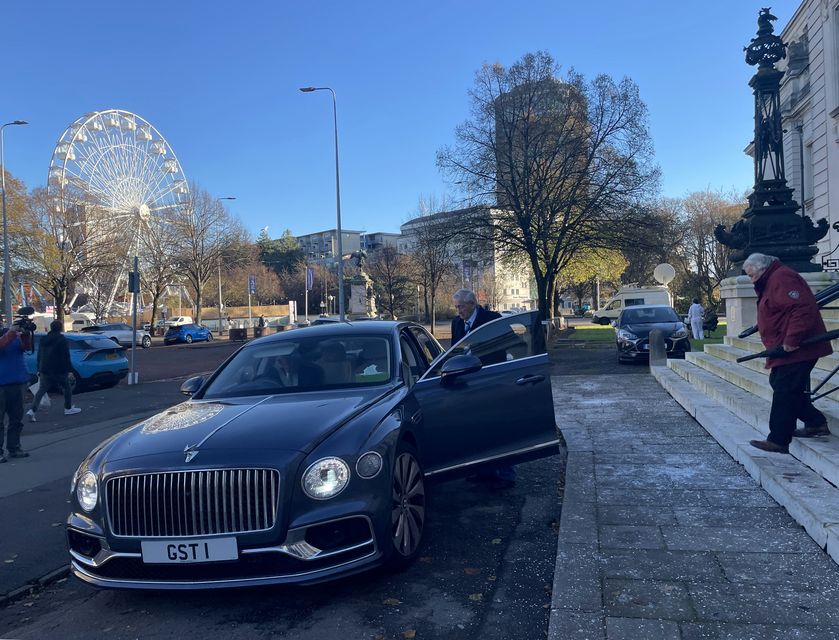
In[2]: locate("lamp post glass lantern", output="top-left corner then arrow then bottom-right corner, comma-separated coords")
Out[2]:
299,86 -> 345,320
0,120 -> 28,326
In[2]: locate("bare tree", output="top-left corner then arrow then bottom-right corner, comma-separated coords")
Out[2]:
681,190 -> 746,305
18,186 -> 123,322
368,246 -> 414,319
438,51 -> 660,319
404,196 -> 458,335
172,186 -> 246,324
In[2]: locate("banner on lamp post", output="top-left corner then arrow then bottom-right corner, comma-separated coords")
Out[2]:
306,267 -> 314,291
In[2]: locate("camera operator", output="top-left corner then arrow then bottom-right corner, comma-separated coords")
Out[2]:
0,310 -> 34,462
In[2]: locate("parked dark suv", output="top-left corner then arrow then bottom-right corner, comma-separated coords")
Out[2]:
613,304 -> 691,363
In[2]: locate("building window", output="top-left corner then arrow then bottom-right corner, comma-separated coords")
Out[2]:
804,141 -> 814,204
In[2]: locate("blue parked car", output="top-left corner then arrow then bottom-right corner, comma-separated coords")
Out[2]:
163,323 -> 213,345
26,333 -> 129,392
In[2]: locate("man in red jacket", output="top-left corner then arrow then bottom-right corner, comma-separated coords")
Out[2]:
743,253 -> 832,453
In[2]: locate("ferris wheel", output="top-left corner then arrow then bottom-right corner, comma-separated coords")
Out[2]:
46,109 -> 189,312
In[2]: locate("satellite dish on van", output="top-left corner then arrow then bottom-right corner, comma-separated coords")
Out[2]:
653,263 -> 676,285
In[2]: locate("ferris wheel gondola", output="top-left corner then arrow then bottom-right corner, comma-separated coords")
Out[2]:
46,109 -> 189,313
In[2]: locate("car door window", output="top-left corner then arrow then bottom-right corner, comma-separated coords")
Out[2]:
423,311 -> 544,378
409,327 -> 442,365
399,332 -> 426,386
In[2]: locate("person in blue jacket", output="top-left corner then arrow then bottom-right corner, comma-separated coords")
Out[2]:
0,323 -> 33,461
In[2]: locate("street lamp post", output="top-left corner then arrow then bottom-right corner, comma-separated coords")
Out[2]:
216,197 -> 236,334
0,120 -> 28,325
299,87 -> 345,321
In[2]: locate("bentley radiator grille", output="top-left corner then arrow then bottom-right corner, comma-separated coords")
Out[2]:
106,469 -> 280,537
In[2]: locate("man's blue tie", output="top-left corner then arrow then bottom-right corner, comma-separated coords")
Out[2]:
464,320 -> 471,333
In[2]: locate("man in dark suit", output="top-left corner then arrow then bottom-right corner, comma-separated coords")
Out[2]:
450,289 -> 514,489
451,288 -> 501,344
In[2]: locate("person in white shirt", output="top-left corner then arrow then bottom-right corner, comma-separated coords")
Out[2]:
687,298 -> 704,341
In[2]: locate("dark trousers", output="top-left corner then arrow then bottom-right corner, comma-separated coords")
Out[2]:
32,373 -> 73,411
768,359 -> 825,447
0,383 -> 25,452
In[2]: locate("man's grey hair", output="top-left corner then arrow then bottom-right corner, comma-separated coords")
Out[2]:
452,288 -> 477,304
742,253 -> 778,273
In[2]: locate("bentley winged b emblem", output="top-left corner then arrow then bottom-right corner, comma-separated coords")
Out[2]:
184,445 -> 199,463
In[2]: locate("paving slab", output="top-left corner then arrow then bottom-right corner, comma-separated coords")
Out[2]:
548,373 -> 839,640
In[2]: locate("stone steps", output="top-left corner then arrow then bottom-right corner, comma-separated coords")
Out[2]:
652,363 -> 839,564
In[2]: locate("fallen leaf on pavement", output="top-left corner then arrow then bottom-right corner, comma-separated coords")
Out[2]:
468,593 -> 483,601
464,568 -> 481,575
383,598 -> 402,606
402,631 -> 416,639
491,538 -> 502,544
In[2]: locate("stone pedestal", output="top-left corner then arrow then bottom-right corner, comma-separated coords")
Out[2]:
720,271 -> 839,338
348,274 -> 377,318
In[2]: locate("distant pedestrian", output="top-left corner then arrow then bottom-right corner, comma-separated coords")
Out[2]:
687,298 -> 704,341
744,253 -> 831,454
0,321 -> 33,461
258,315 -> 266,329
27,320 -> 80,423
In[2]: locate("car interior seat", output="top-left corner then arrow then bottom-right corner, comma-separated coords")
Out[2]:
318,342 -> 352,385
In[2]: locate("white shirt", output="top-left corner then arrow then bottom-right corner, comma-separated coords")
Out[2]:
464,307 -> 479,333
687,303 -> 704,322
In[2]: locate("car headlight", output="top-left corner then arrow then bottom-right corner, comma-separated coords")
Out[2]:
76,471 -> 98,512
672,325 -> 689,338
302,457 -> 350,500
617,329 -> 638,341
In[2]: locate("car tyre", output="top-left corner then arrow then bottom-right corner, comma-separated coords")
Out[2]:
206,332 -> 213,342
386,442 -> 426,569
185,334 -> 193,344
141,335 -> 151,349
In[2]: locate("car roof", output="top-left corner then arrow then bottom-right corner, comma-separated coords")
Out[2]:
254,320 -> 409,342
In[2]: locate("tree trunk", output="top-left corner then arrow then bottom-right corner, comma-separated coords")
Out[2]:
430,293 -> 436,336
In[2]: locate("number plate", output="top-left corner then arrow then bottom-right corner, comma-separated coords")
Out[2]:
141,537 -> 238,564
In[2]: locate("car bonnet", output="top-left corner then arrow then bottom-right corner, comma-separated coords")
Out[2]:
97,387 -> 392,463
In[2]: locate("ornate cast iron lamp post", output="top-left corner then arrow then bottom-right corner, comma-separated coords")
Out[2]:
715,8 -> 828,273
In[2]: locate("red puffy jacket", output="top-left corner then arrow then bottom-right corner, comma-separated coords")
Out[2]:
754,260 -> 832,368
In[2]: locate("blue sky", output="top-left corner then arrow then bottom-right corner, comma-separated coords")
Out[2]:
3,0 -> 800,238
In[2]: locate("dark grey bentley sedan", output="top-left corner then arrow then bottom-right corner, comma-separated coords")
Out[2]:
67,312 -> 558,589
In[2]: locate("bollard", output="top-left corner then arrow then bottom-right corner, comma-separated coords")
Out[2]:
648,328 -> 667,368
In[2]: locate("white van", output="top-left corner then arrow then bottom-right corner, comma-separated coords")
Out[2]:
591,286 -> 672,324
166,316 -> 193,326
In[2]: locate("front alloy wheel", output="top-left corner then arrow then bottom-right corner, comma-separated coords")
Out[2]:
390,446 -> 425,563
185,334 -> 193,344
141,335 -> 151,349
206,332 -> 213,342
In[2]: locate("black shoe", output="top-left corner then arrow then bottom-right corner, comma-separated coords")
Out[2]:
8,449 -> 30,459
749,439 -> 789,454
793,424 -> 830,438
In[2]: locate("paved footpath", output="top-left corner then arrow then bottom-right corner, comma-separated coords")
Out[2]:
548,372 -> 839,640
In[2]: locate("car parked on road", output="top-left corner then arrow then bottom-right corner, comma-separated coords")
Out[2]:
66,311 -> 558,589
613,304 -> 691,363
80,323 -> 152,349
26,332 -> 129,392
163,323 -> 213,345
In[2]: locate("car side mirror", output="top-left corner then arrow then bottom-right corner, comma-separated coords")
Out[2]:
440,354 -> 482,383
180,375 -> 204,396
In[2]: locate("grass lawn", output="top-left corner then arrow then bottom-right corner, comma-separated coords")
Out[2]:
566,321 -> 728,348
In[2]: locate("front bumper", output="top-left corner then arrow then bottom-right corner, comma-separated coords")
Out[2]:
617,337 -> 691,360
68,513 -> 380,589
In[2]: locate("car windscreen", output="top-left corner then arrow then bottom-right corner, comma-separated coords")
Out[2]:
201,335 -> 393,398
621,308 -> 679,324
